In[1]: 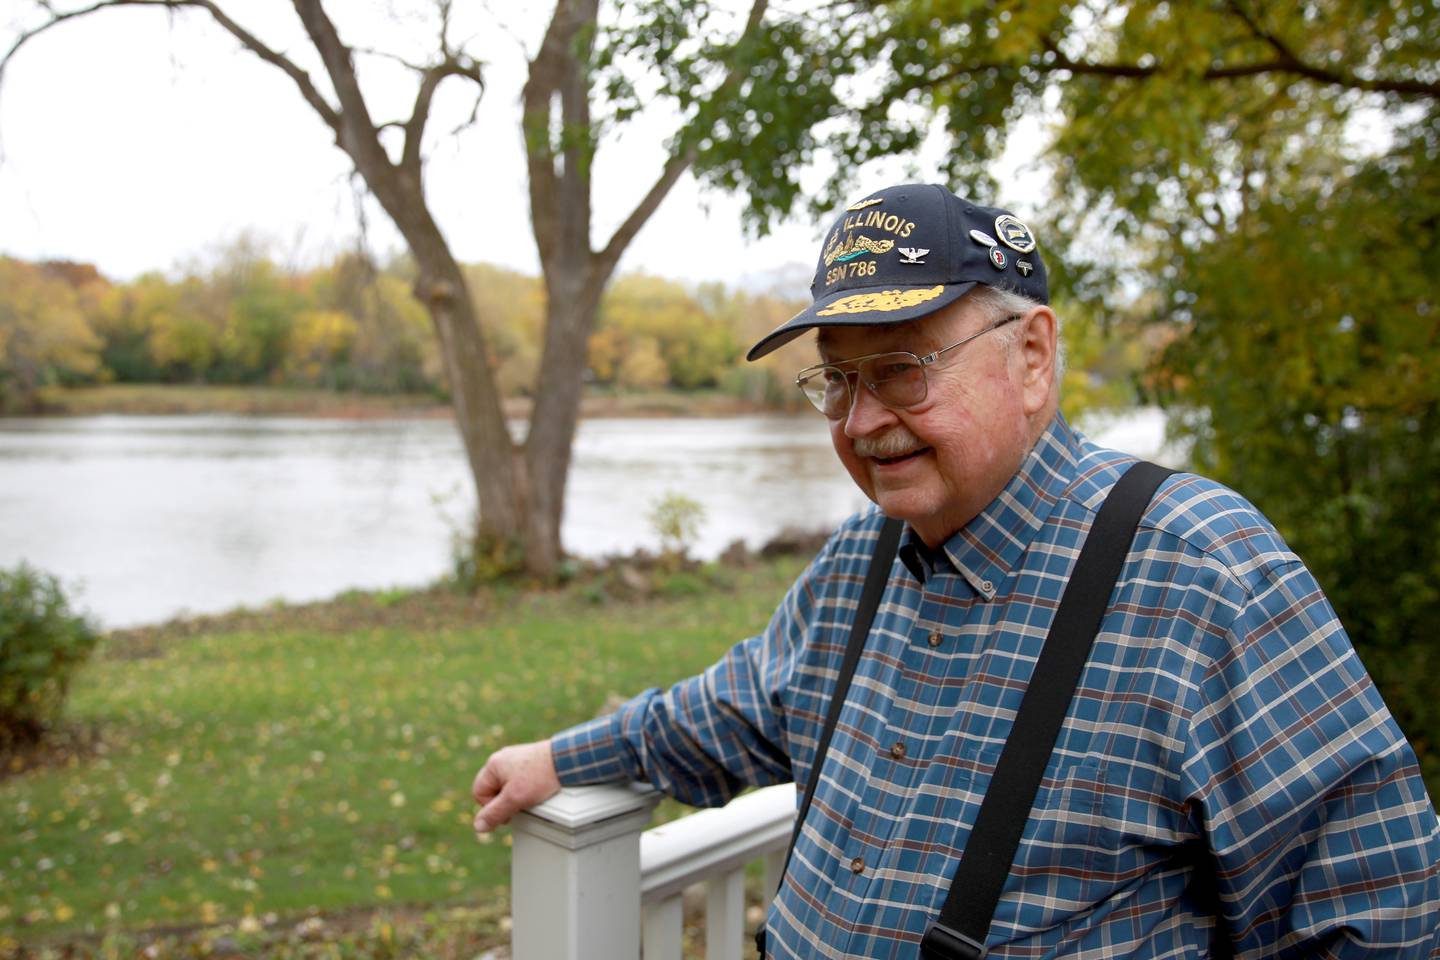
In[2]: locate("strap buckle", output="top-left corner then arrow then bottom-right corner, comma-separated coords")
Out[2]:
919,922 -> 986,960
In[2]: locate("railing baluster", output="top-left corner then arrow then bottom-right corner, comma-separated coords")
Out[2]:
705,867 -> 746,960
642,893 -> 684,959
761,846 -> 786,908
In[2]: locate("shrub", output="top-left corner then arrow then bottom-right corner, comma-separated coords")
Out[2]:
647,492 -> 705,566
0,563 -> 100,746
449,531 -> 525,592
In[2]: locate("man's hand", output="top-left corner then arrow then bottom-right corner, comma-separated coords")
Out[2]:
471,739 -> 561,834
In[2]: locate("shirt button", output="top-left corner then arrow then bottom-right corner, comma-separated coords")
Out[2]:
981,579 -> 994,594
890,741 -> 906,760
927,630 -> 943,648
849,856 -> 865,874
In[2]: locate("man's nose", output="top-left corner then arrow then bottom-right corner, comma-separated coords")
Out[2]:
843,379 -> 898,438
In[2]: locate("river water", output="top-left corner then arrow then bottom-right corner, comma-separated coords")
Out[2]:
0,409 -> 1173,628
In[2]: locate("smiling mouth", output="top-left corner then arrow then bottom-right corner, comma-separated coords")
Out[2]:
872,447 -> 930,466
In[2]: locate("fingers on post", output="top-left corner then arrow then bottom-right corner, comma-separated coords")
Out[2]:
472,749 -> 520,833
472,750 -> 508,806
471,741 -> 559,835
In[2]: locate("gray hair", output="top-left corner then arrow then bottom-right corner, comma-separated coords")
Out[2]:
962,285 -> 1065,379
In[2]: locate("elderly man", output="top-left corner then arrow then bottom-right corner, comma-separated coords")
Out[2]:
472,184 -> 1440,957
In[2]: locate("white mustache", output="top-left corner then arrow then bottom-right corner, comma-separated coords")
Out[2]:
852,428 -> 926,459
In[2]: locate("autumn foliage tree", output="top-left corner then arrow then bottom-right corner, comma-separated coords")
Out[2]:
0,245 -> 822,411
0,258 -> 105,412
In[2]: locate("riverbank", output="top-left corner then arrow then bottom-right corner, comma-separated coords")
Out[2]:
31,383 -> 784,420
0,553 -> 810,957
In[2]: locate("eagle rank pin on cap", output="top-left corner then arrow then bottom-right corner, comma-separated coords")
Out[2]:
745,183 -> 1049,360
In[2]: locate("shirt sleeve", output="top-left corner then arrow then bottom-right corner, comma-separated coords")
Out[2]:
1181,560 -> 1440,957
549,544 -> 831,808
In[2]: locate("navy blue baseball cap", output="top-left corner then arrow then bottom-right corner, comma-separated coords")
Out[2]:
745,184 -> 1048,360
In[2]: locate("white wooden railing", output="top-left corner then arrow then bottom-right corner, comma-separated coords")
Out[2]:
510,782 -> 797,959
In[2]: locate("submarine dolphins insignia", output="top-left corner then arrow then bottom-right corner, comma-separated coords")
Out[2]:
823,231 -> 896,266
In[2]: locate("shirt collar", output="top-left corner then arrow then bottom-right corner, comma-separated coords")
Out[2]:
902,412 -> 1077,596
898,534 -> 952,584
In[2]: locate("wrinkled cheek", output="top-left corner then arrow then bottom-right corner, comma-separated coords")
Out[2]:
937,433 -> 990,487
841,454 -> 876,502
830,435 -> 876,502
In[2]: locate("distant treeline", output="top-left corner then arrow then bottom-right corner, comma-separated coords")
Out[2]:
0,243 -> 819,413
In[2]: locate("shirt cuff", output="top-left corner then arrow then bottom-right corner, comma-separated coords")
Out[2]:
550,712 -> 633,786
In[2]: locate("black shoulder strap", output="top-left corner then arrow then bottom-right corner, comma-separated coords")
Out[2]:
920,460 -> 1176,959
756,514 -> 902,958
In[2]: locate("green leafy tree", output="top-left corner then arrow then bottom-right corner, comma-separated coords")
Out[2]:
125,273 -> 222,381
92,277 -> 166,383
759,0 -> 1437,782
1149,125 -> 1440,785
210,250 -> 307,383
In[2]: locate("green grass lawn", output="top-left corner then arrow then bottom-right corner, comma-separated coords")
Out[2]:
1,558 -> 807,953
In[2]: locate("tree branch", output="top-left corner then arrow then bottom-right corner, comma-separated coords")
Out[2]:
2,0 -> 342,128
401,53 -> 484,175
289,0 -> 386,160
1221,0 -> 1439,98
352,44 -> 423,72
1030,24 -> 1440,99
1224,0 -> 1301,67
1052,50 -> 1439,98
589,0 -> 770,296
522,0 -> 594,269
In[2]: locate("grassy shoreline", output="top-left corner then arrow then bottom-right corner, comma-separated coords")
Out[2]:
29,383 -> 785,420
1,555 -> 810,957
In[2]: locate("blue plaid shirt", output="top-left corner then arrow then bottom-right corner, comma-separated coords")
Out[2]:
553,414 -> 1440,958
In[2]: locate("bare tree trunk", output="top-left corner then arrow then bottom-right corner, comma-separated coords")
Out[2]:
289,0 -> 527,551
411,241 -> 526,544
515,0 -> 769,576
523,279 -> 601,573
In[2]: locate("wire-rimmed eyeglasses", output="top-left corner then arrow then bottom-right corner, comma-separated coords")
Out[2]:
794,315 -> 1022,418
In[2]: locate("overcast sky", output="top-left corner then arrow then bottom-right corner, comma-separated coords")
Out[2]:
0,2 -> 1051,291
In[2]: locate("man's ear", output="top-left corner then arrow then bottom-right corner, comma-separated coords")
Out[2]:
1016,307 -> 1058,415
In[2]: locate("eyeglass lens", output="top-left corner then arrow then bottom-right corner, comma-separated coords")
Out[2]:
798,353 -> 928,418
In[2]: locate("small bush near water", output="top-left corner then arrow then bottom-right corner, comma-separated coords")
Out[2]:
0,564 -> 99,747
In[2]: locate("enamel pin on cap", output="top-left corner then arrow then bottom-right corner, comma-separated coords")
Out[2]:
994,215 -> 1036,252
